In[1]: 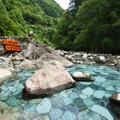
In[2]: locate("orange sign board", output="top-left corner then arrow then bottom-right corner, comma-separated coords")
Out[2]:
2,39 -> 21,52
2,39 -> 19,46
5,45 -> 21,52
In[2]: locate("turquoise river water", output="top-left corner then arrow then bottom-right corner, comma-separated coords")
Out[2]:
0,64 -> 120,120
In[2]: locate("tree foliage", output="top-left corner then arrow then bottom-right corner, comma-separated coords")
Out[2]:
53,0 -> 120,54
0,0 -> 63,46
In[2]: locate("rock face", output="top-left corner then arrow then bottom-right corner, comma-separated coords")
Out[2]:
23,40 -> 73,68
71,72 -> 94,81
22,64 -> 76,99
0,69 -> 14,84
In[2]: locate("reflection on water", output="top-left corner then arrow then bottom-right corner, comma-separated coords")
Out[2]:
0,65 -> 120,120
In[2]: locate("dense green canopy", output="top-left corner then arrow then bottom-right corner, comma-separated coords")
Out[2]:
53,0 -> 120,54
0,0 -> 63,45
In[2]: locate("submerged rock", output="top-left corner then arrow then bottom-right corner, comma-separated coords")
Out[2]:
91,105 -> 114,120
36,98 -> 51,114
71,71 -> 94,81
22,64 -> 76,99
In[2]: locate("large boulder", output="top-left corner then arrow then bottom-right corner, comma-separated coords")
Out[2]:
0,69 -> 14,84
95,56 -> 106,63
23,40 -> 73,67
71,71 -> 94,81
109,93 -> 120,106
22,64 -> 76,99
109,93 -> 120,116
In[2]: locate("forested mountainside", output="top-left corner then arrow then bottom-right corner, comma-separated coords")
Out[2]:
53,0 -> 120,54
0,0 -> 63,45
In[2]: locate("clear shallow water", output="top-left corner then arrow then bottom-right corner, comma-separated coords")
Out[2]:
0,65 -> 120,120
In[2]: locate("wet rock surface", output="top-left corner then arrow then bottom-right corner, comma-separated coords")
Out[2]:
22,64 -> 76,99
71,71 -> 94,81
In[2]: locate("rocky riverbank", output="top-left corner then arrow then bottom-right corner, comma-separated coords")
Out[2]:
0,37 -> 120,119
56,50 -> 120,70
0,37 -> 120,83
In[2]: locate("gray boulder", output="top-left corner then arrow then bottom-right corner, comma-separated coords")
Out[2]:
22,64 -> 76,99
23,40 -> 73,68
95,56 -> 106,63
109,93 -> 120,106
71,71 -> 94,81
109,93 -> 120,116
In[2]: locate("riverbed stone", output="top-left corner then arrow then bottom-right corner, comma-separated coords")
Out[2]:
91,105 -> 114,120
51,96 -> 64,108
82,87 -> 94,96
83,98 -> 94,107
0,101 -> 8,111
24,104 -> 37,112
8,86 -> 16,92
60,91 -> 69,97
78,109 -> 104,120
29,98 -> 42,104
1,85 -> 9,90
79,94 -> 88,99
106,86 -> 115,91
70,92 -> 79,99
93,90 -> 105,99
36,98 -> 51,113
6,96 -> 22,107
63,98 -> 73,106
49,108 -> 63,120
62,111 -> 76,120
95,76 -> 106,83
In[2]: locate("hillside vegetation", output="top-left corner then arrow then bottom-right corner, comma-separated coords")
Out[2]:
53,0 -> 120,54
0,0 -> 63,45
